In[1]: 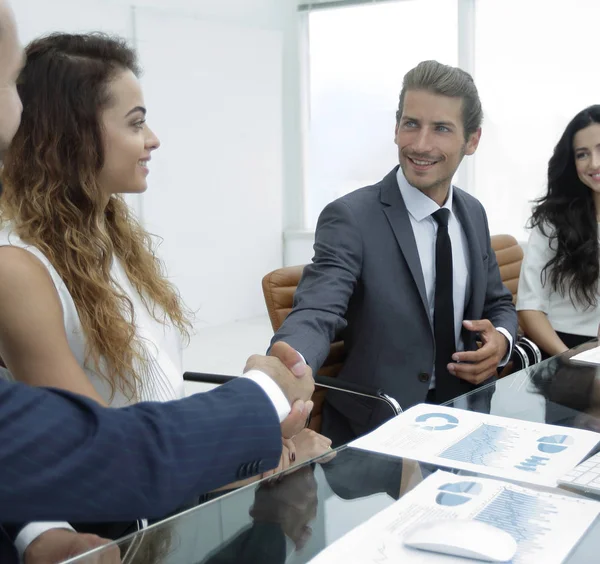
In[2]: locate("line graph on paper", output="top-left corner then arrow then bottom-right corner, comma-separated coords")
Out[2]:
474,488 -> 559,563
439,424 -> 520,467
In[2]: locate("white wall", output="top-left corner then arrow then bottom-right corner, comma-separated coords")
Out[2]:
127,0 -> 307,234
135,7 -> 283,329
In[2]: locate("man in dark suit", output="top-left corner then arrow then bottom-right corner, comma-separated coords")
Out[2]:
272,60 -> 518,446
0,342 -> 314,560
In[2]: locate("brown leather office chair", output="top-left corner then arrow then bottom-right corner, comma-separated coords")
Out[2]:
491,234 -> 524,376
265,237 -> 524,328
261,265 -> 346,380
490,234 -> 522,304
261,267 -> 401,432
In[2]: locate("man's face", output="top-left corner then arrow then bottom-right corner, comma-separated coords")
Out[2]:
0,1 -> 24,159
395,89 -> 481,197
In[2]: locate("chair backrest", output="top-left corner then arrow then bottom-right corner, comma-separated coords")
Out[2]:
262,266 -> 344,431
262,265 -> 303,334
490,234 -> 524,376
490,234 -> 523,303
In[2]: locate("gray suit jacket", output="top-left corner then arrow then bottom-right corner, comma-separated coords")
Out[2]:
272,167 -> 517,437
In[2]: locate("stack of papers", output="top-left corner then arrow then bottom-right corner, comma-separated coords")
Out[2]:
310,471 -> 600,564
350,404 -> 600,487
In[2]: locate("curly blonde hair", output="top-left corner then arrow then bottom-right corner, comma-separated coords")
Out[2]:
1,33 -> 192,401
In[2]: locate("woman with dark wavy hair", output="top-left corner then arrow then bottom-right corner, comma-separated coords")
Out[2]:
0,32 -> 330,554
517,105 -> 600,357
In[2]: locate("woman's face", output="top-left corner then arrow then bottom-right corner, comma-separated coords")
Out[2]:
573,123 -> 600,194
97,69 -> 160,198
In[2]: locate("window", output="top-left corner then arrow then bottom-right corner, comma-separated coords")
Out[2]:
473,0 -> 600,242
306,0 -> 459,227
305,0 -> 600,243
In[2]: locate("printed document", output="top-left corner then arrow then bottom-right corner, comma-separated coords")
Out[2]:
310,470 -> 600,564
350,404 -> 599,486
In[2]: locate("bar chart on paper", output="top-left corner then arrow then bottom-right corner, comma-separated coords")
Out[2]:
475,489 -> 558,563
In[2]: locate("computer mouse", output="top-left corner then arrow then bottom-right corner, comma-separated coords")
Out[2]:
403,518 -> 518,562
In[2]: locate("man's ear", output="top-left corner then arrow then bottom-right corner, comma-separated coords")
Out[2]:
465,127 -> 482,156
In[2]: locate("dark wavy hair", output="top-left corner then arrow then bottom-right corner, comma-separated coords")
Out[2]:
1,33 -> 191,401
529,105 -> 600,309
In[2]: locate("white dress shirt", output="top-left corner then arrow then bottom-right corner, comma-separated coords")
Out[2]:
242,371 -> 293,422
516,224 -> 600,337
396,169 -> 512,389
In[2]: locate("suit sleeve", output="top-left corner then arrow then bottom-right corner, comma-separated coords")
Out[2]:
271,199 -> 363,371
479,205 -> 519,343
0,377 -> 282,523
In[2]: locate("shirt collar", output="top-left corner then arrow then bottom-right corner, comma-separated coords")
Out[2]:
396,167 -> 454,222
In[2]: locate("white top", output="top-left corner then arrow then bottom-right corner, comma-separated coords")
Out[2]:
397,169 -> 512,388
517,224 -> 600,337
0,228 -> 185,405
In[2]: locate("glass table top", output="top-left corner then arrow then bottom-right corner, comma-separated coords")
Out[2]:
67,342 -> 600,563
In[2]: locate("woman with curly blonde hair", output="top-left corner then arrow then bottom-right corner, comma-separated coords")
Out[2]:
0,33 -> 190,405
0,32 -> 331,551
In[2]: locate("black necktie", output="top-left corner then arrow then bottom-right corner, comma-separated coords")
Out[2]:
432,208 -> 458,403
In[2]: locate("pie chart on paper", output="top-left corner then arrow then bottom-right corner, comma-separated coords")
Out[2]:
415,413 -> 460,431
537,435 -> 574,454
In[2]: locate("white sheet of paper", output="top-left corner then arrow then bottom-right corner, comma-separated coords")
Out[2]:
310,471 -> 600,564
570,345 -> 600,365
350,404 -> 599,487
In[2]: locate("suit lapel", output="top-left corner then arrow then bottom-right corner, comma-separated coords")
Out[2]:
453,189 -> 485,320
380,168 -> 430,322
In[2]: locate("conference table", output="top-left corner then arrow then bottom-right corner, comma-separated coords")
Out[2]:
68,342 -> 600,563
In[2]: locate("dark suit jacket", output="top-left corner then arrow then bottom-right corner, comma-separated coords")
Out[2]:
272,167 -> 517,439
0,377 -> 281,524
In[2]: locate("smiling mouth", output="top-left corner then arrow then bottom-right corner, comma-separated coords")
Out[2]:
408,155 -> 441,168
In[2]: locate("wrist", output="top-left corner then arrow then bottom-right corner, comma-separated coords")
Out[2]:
501,333 -> 509,356
18,523 -> 74,561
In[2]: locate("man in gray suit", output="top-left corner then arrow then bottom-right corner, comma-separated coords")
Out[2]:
271,60 -> 518,446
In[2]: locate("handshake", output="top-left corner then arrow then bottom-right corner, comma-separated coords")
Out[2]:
245,341 -> 315,439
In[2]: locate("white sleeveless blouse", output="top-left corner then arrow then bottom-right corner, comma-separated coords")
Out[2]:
0,228 -> 185,406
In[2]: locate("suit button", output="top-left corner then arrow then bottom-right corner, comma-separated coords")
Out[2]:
418,372 -> 430,383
